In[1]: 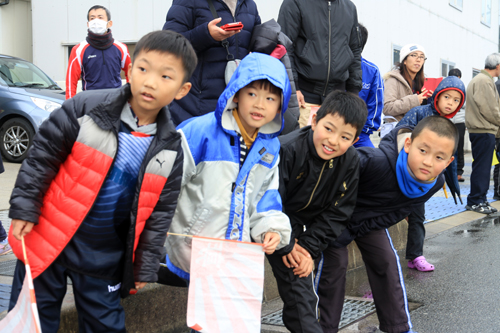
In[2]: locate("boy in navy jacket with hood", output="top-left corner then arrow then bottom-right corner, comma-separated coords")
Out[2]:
395,76 -> 466,272
316,116 -> 458,333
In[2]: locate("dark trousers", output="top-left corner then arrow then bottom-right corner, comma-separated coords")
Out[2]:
468,133 -> 496,206
316,229 -> 411,333
405,203 -> 426,260
454,123 -> 466,175
266,253 -> 322,333
9,260 -> 125,333
0,222 -> 6,242
494,139 -> 500,197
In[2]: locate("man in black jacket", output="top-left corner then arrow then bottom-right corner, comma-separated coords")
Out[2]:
316,116 -> 457,333
266,91 -> 366,333
278,0 -> 362,127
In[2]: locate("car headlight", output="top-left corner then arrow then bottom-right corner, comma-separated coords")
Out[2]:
30,97 -> 61,112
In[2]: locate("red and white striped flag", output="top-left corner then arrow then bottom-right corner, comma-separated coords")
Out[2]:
187,236 -> 265,333
0,236 -> 41,333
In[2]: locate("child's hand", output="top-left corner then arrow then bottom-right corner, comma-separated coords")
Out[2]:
262,232 -> 280,255
282,241 -> 311,268
11,219 -> 35,241
293,252 -> 314,278
130,282 -> 147,295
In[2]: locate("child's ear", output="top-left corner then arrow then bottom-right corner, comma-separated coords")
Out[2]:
127,63 -> 132,80
445,155 -> 455,168
404,137 -> 412,153
310,113 -> 318,130
352,137 -> 360,145
174,82 -> 192,100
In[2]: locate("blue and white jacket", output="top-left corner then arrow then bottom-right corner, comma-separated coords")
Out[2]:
165,53 -> 292,279
359,57 -> 384,135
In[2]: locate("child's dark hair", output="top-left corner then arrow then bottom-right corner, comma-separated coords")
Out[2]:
236,79 -> 282,108
133,30 -> 198,83
448,68 -> 462,78
358,23 -> 368,52
315,91 -> 367,138
411,116 -> 458,153
87,5 -> 111,21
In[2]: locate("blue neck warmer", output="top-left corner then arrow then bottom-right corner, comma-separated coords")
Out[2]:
396,149 -> 436,198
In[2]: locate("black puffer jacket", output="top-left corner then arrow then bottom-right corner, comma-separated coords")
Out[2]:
249,19 -> 299,135
332,127 -> 445,247
278,0 -> 362,96
278,126 -> 359,259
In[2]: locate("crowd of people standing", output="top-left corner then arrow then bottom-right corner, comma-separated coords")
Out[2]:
4,1 -> 500,333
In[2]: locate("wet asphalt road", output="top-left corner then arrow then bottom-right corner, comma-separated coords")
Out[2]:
405,214 -> 500,333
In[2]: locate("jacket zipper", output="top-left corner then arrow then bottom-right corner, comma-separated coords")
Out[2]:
102,50 -> 106,65
216,0 -> 241,59
322,1 -> 332,97
297,160 -> 327,212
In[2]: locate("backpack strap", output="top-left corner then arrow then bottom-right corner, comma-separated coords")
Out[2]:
207,0 -> 223,27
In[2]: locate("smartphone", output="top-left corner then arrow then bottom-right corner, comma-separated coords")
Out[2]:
220,22 -> 244,31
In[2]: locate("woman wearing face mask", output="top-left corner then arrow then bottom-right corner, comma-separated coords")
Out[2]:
65,5 -> 132,99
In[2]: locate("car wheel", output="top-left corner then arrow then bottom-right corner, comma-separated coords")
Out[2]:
0,118 -> 35,163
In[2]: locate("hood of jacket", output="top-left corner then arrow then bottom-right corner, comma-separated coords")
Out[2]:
215,52 -> 291,139
427,76 -> 466,119
383,69 -> 411,90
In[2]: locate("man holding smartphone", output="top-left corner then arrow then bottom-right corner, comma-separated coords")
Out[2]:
163,0 -> 261,126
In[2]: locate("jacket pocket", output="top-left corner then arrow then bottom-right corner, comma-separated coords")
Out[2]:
298,39 -> 311,60
184,206 -> 210,245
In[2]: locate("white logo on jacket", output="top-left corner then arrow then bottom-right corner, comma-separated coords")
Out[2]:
88,55 -> 97,59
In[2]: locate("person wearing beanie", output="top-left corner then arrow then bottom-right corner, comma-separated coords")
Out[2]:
383,43 -> 431,122
65,5 -> 132,99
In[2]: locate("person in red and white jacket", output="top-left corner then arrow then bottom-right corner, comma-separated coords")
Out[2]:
65,5 -> 131,99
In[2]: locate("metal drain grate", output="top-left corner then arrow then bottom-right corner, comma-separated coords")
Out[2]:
262,298 -> 376,329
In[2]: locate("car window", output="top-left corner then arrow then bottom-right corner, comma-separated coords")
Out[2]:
0,58 -> 60,90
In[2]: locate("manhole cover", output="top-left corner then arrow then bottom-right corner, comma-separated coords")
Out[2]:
262,298 -> 376,329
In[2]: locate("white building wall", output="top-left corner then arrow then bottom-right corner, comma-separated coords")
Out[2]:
0,0 -> 32,62
30,0 -> 498,90
354,0 -> 499,87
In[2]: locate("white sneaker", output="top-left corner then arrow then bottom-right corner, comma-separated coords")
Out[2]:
0,239 -> 12,256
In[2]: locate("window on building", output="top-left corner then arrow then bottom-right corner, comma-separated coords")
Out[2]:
481,0 -> 492,27
392,44 -> 402,66
449,0 -> 463,11
473,68 -> 481,78
441,60 -> 456,77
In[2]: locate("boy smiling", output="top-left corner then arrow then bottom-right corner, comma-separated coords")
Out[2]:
266,91 -> 366,333
317,116 -> 457,333
8,30 -> 196,332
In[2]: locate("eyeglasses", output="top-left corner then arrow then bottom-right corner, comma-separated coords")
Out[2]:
409,53 -> 427,61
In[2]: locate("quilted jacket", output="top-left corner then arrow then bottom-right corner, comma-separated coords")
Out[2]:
8,84 -> 183,298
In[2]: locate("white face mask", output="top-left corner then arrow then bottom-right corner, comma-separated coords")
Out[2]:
88,19 -> 108,35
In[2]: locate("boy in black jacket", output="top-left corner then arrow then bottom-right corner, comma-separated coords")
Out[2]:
316,116 -> 457,333
267,91 -> 367,333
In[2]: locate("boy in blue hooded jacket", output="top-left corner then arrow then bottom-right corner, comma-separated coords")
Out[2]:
164,52 -> 292,285
396,76 -> 465,272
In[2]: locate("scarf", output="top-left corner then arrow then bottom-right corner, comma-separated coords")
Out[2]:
396,148 -> 436,198
232,109 -> 258,148
86,29 -> 114,50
